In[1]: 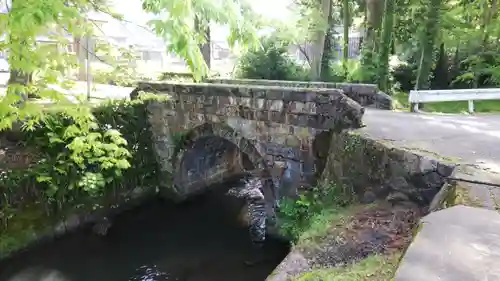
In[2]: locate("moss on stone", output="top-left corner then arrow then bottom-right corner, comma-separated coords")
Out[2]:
293,253 -> 402,281
399,146 -> 460,164
0,186 -> 155,260
0,203 -> 56,258
452,184 -> 483,208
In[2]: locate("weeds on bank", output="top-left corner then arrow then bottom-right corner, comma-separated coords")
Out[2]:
277,182 -> 354,243
293,253 -> 401,281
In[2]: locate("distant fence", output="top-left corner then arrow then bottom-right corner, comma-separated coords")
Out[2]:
409,88 -> 500,113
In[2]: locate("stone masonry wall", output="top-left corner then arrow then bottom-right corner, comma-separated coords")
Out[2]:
318,130 -> 455,207
139,81 -> 365,202
206,78 -> 393,110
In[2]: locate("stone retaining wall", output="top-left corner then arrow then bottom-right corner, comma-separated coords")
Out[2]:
0,186 -> 156,260
206,78 -> 393,110
318,131 -> 455,207
267,128 -> 500,280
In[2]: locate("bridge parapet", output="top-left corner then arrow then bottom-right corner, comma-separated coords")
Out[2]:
206,78 -> 393,110
136,81 -> 365,203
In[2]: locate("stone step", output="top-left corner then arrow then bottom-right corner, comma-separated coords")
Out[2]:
394,205 -> 500,281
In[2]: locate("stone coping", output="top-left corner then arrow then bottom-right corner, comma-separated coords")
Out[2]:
136,81 -> 349,102
205,78 -> 393,110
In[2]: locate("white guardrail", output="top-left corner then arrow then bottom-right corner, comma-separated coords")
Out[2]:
409,88 -> 500,113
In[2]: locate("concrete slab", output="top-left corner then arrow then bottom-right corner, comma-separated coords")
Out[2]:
394,205 -> 500,281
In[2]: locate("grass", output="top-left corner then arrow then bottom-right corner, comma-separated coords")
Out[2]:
277,182 -> 405,281
295,205 -> 357,249
0,203 -> 55,259
293,253 -> 402,281
393,91 -> 500,114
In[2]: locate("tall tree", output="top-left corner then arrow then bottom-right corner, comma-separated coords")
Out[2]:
377,0 -> 395,91
320,1 -> 334,81
359,0 -> 385,83
309,0 -> 332,80
414,0 -> 442,89
194,15 -> 211,71
342,0 -> 350,78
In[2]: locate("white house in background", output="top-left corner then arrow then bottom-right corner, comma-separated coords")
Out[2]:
85,11 -> 168,77
0,28 -> 76,73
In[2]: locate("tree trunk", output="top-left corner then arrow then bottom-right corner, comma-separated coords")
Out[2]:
413,0 -> 442,111
377,0 -> 394,92
342,0 -> 350,78
310,0 -> 332,81
359,0 -> 385,83
432,42 -> 448,89
7,36 -> 33,103
367,0 -> 385,52
320,2 -> 334,81
76,36 -> 90,81
481,0 -> 498,47
195,16 -> 211,70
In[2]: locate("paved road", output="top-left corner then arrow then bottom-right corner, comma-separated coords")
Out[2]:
363,109 -> 500,170
363,109 -> 500,208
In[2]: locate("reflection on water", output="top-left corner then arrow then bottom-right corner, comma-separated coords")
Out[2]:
129,265 -> 174,281
0,188 -> 290,281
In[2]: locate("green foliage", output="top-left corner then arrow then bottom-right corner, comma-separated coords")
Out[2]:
142,0 -> 260,81
23,111 -> 132,198
0,93 -> 167,215
0,0 -> 95,130
358,49 -> 380,84
392,46 -> 500,93
323,60 -> 366,83
235,36 -> 310,81
92,42 -> 152,87
277,182 -> 352,242
454,50 -> 500,88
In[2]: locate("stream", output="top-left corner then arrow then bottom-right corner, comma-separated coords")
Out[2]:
0,185 -> 290,281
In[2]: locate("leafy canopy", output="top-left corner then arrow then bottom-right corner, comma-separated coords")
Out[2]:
142,0 -> 261,81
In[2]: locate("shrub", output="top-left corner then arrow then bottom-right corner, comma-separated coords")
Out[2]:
0,93 -> 165,213
235,36 -> 310,81
277,181 -> 353,242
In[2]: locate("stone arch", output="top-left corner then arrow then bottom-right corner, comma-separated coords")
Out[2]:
171,122 -> 275,201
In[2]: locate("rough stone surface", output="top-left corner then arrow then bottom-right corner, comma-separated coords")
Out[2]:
362,108 -> 500,209
318,130 -> 455,207
269,109 -> 500,280
137,81 -> 365,204
206,78 -> 393,110
394,205 -> 500,281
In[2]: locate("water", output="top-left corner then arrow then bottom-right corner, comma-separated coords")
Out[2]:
0,187 -> 290,281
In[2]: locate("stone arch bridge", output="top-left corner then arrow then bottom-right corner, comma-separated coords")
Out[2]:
136,80 -> 388,208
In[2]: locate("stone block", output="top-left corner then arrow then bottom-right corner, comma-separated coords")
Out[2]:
320,130 -> 455,207
140,81 -> 366,203
206,78 -> 393,109
394,206 -> 500,281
